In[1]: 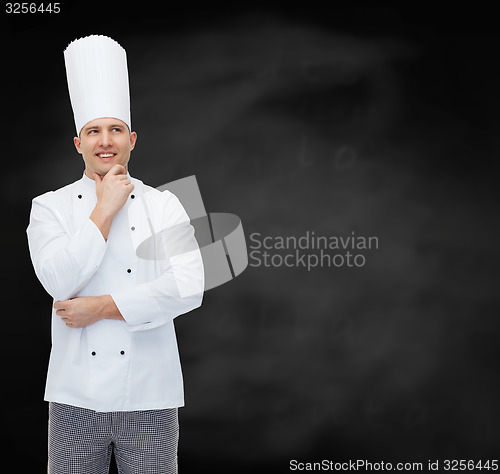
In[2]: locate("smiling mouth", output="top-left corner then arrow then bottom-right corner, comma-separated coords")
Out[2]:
96,153 -> 116,160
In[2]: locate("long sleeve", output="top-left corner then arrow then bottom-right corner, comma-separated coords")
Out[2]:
111,248 -> 204,332
26,193 -> 108,301
110,191 -> 204,332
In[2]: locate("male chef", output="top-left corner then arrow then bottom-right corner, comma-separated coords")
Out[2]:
26,35 -> 204,473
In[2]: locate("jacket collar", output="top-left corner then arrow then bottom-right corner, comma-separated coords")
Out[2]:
81,172 -> 97,190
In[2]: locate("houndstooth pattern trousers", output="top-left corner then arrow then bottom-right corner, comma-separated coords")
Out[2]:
48,402 -> 179,474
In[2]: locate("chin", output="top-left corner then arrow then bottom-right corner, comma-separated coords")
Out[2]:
92,160 -> 127,177
99,163 -> 117,174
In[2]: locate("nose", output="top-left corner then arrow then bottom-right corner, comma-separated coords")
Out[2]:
99,130 -> 113,147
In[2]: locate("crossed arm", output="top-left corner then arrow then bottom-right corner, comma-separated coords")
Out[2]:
28,165 -> 203,331
54,295 -> 124,328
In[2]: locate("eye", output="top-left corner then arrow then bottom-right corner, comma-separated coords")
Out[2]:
112,128 -> 123,133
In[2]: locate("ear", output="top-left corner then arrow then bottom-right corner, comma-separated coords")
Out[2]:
129,131 -> 137,151
73,136 -> 83,155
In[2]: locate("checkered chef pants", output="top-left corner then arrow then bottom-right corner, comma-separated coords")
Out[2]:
48,402 -> 179,474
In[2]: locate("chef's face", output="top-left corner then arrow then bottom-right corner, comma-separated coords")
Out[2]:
73,117 -> 137,179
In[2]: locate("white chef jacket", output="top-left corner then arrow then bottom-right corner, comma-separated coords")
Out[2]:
26,172 -> 204,412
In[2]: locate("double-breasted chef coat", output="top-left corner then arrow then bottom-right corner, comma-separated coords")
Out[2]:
26,172 -> 204,412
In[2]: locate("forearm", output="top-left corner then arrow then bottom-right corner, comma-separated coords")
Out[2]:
111,249 -> 204,331
89,205 -> 114,241
96,294 -> 124,321
54,295 -> 124,329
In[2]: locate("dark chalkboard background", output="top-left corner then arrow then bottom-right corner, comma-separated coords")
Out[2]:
3,4 -> 500,472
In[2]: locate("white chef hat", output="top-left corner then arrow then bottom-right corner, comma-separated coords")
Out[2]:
64,35 -> 131,135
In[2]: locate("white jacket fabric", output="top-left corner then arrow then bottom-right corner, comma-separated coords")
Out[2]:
26,172 -> 204,412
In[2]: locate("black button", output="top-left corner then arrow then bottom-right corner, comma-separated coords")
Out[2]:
78,194 -> 82,199
120,350 -> 125,355
131,226 -> 135,231
127,268 -> 132,273
131,194 -> 135,199
91,351 -> 96,356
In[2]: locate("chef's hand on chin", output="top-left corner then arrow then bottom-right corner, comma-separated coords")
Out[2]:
54,296 -> 105,328
90,164 -> 134,241
94,164 -> 134,218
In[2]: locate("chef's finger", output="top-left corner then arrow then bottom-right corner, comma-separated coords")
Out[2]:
93,172 -> 103,184
53,300 -> 68,310
107,164 -> 126,176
